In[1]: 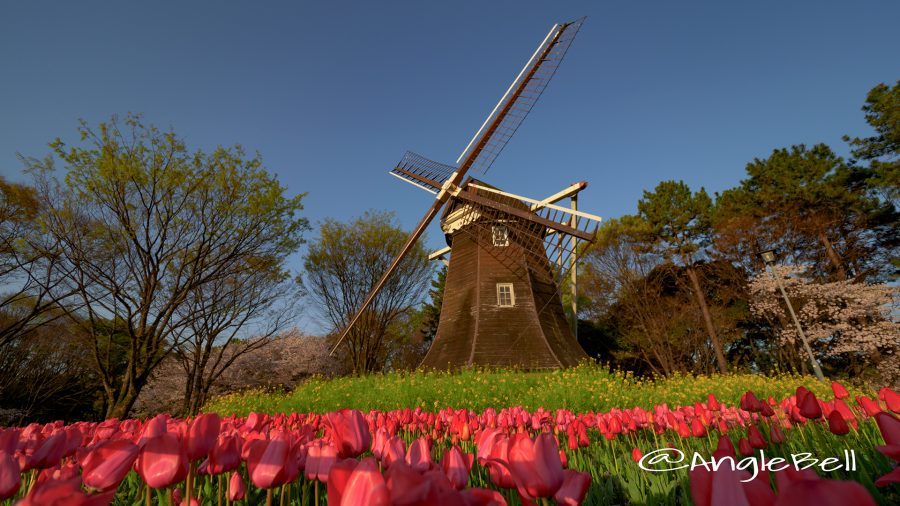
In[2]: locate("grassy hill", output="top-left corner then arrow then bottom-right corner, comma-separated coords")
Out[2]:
204,363 -> 839,415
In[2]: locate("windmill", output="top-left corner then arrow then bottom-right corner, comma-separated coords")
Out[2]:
332,18 -> 601,369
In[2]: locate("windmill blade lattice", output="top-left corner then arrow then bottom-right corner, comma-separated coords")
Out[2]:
458,17 -> 585,176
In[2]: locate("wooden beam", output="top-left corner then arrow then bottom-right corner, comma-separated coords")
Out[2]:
428,246 -> 451,261
454,190 -> 594,241
392,166 -> 444,191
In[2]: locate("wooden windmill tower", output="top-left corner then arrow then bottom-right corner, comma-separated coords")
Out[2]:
332,18 -> 601,369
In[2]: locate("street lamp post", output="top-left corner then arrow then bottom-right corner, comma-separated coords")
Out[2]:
760,250 -> 826,382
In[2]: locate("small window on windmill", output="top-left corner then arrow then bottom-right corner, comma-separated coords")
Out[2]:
496,283 -> 515,307
492,225 -> 509,247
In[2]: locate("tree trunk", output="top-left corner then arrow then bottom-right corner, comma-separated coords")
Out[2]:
686,267 -> 728,373
818,230 -> 847,280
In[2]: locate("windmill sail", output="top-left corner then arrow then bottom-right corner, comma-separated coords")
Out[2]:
390,151 -> 457,193
456,17 -> 585,175
331,18 -> 585,356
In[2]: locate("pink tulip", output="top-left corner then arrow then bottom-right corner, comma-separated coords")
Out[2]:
326,409 -> 371,459
248,431 -> 298,489
508,433 -> 565,498
81,438 -> 139,491
186,413 -> 220,461
406,436 -> 433,472
207,434 -> 241,475
228,471 -> 246,501
137,431 -> 189,489
875,466 -> 900,488
17,476 -> 116,506
776,477 -> 875,506
305,441 -> 339,481
0,452 -> 21,500
460,488 -> 508,506
442,445 -> 473,490
554,469 -> 591,506
334,457 -> 389,506
385,461 -> 439,505
382,435 -> 406,469
28,430 -> 67,470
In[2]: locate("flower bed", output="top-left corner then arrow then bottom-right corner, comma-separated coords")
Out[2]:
1,382 -> 898,505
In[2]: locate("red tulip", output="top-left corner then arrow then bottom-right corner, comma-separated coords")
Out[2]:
442,445 -> 473,490
81,438 -> 139,491
747,426 -> 767,449
385,461 -> 440,505
228,471 -> 245,501
137,431 -> 189,489
827,411 -> 850,436
714,436 -> 736,459
879,387 -> 900,413
769,424 -> 785,444
631,447 -> 643,462
326,409 -> 372,459
738,438 -> 754,456
873,412 -> 900,461
798,392 -> 822,419
336,457 -> 389,506
691,418 -> 707,437
831,381 -> 849,399
554,469 -> 591,506
186,413 -> 220,461
707,394 -> 720,411
857,395 -> 882,416
740,391 -> 763,413
306,441 -> 339,481
832,399 -> 858,428
0,452 -> 20,500
508,433 -> 565,498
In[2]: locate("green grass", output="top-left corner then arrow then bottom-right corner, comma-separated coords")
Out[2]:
205,363 -> 841,416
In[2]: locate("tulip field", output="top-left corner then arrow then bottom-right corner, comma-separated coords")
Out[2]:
1,367 -> 899,505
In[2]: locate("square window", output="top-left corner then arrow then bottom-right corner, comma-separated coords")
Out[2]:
497,283 -> 515,307
492,225 -> 509,247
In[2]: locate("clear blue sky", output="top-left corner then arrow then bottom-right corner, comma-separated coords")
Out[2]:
1,1 -> 897,330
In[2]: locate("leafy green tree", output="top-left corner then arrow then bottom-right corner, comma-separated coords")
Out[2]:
845,80 -> 899,205
636,180 -> 730,373
23,114 -> 307,418
417,265 -> 446,343
300,211 -> 433,374
715,144 -> 895,282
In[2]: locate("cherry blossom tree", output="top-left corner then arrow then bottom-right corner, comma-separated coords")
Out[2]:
749,264 -> 899,383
